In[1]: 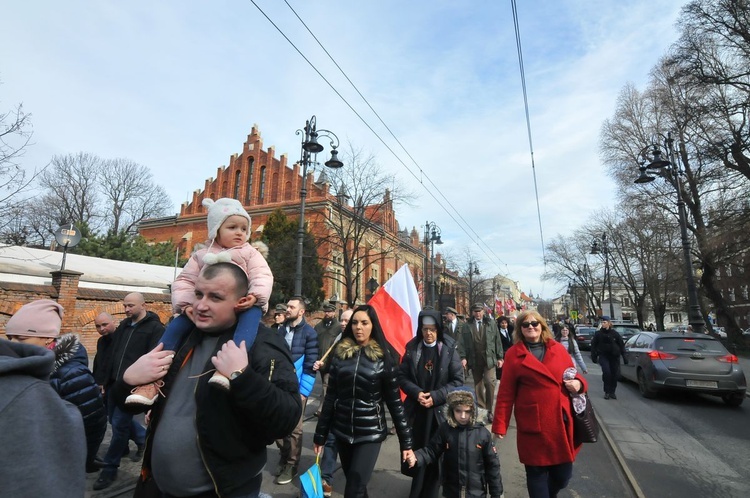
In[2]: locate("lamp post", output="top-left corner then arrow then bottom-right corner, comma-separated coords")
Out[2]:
634,132 -> 704,334
590,234 -> 615,319
467,261 -> 480,309
423,221 -> 443,307
294,116 -> 343,297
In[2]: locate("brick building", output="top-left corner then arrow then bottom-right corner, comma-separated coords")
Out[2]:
138,124 -> 465,310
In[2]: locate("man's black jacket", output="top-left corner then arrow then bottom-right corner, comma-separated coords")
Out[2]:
108,311 -> 164,386
115,324 -> 302,498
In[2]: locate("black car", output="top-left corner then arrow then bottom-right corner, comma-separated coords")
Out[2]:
574,326 -> 596,351
620,332 -> 747,406
611,322 -> 640,342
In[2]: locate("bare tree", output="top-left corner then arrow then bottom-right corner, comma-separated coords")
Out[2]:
100,158 -> 172,234
0,96 -> 44,232
39,152 -> 102,230
312,144 -> 415,307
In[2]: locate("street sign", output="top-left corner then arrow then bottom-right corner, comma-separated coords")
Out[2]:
570,310 -> 579,320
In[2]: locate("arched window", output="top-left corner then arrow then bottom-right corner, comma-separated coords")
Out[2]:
234,170 -> 241,199
284,181 -> 292,200
259,166 -> 267,203
246,158 -> 254,203
271,172 -> 279,203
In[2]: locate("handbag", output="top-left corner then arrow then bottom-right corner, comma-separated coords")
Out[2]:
572,393 -> 599,445
299,453 -> 324,498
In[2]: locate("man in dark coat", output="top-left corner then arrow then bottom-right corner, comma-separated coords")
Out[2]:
114,262 -> 302,497
94,293 -> 164,490
590,315 -> 627,400
313,301 -> 340,416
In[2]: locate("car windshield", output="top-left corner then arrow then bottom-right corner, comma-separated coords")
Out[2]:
576,327 -> 595,335
655,337 -> 727,354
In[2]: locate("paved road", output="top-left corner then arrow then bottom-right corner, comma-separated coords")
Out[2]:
586,356 -> 750,498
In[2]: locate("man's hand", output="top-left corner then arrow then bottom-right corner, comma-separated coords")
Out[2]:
235,294 -> 258,312
313,360 -> 324,372
211,340 -> 249,378
461,359 -> 467,369
123,343 -> 175,386
313,443 -> 323,456
496,359 -> 504,368
417,392 -> 433,408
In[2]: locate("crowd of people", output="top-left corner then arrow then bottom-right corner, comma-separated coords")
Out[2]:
0,197 -> 614,498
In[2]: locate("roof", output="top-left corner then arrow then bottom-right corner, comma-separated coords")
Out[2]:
0,244 -> 175,295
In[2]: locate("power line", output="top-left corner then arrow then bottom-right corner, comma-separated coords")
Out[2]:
249,0 -> 516,282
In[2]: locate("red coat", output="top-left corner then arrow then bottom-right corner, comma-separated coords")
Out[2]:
491,339 -> 587,466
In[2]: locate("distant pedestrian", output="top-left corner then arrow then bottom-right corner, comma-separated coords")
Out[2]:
492,310 -> 588,498
407,387 -> 503,498
0,337 -> 87,497
4,299 -> 105,474
556,326 -> 588,374
443,307 -> 460,340
496,316 -> 514,381
314,305 -> 413,498
590,316 -> 627,400
272,303 -> 288,329
127,197 -> 273,406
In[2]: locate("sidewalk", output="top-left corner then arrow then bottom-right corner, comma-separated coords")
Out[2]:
87,385 -> 630,497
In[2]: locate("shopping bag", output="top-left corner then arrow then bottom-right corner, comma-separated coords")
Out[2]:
299,454 -> 324,498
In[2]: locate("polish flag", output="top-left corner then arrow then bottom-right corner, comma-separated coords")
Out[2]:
368,264 -> 421,359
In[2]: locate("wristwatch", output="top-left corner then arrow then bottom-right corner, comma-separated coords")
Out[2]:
230,368 -> 245,380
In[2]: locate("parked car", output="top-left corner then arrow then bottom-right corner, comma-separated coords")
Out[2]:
610,321 -> 640,341
574,326 -> 596,351
620,332 -> 747,406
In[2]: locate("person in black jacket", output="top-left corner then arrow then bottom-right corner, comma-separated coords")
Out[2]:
590,316 -> 627,400
314,305 -> 413,498
398,309 -> 464,498
408,387 -> 503,498
115,262 -> 302,498
94,292 -> 164,490
50,333 -> 107,473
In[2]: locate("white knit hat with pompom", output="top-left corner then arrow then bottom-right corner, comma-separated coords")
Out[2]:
203,197 -> 251,242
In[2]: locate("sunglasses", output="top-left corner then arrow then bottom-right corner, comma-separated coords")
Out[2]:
521,321 -> 540,328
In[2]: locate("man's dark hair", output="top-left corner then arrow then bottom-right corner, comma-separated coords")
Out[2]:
201,263 -> 248,298
289,296 -> 306,311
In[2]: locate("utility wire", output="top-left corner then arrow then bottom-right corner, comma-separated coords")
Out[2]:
250,0 -> 513,280
510,0 -> 546,290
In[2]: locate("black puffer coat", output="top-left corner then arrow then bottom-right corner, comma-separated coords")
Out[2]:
314,338 -> 413,451
50,334 -> 107,465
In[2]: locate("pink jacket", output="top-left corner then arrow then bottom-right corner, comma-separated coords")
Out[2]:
171,242 -> 273,313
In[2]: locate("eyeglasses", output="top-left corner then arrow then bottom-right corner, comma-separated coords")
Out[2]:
521,321 -> 540,328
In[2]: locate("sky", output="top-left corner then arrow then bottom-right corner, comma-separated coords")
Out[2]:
0,0 -> 686,299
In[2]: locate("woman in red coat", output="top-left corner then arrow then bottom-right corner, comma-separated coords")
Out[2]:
491,310 -> 588,498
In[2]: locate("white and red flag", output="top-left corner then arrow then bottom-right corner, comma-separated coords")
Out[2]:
368,264 -> 421,359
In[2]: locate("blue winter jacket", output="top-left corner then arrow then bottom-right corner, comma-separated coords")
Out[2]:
279,318 -> 318,397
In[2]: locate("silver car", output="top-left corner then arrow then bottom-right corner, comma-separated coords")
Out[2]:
620,332 -> 747,406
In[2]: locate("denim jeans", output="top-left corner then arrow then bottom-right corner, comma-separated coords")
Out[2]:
321,432 -> 338,484
525,462 -> 573,498
102,390 -> 146,472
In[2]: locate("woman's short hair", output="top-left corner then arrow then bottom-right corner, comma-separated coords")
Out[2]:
512,310 -> 554,344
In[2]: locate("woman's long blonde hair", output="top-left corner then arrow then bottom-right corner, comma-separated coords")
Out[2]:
512,310 -> 554,344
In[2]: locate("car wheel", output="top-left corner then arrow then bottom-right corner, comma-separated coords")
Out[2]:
722,393 -> 745,407
637,369 -> 657,399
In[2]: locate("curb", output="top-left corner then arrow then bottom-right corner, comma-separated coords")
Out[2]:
593,405 -> 646,498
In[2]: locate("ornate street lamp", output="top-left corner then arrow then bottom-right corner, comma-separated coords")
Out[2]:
467,261 -> 480,310
423,221 -> 443,307
634,132 -> 704,334
590,234 -> 615,319
294,116 -> 343,297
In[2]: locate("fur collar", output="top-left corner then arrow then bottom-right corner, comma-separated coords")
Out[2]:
52,333 -> 81,371
335,337 -> 384,362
